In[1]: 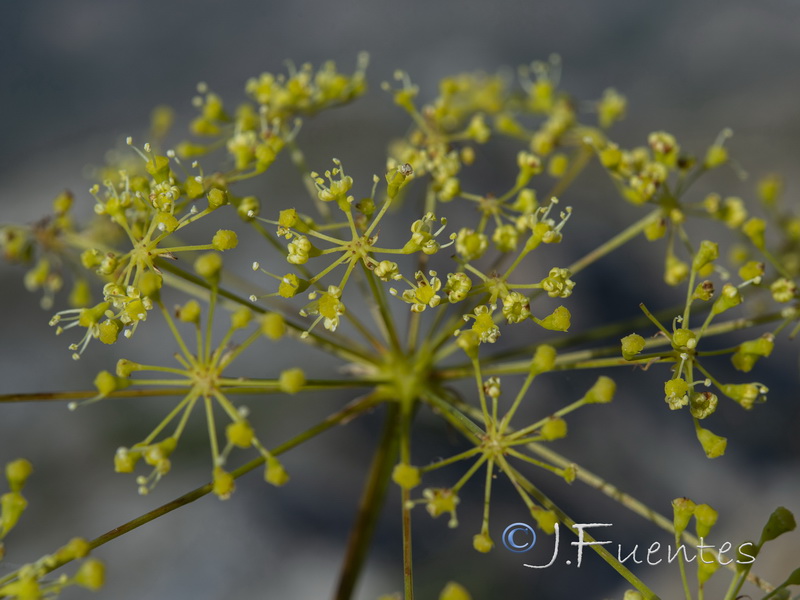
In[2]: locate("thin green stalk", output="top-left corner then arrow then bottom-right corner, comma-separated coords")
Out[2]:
567,208 -> 662,276
335,404 -> 400,600
524,441 -> 773,591
0,388 -> 191,403
363,262 -> 402,353
17,394 -> 380,583
676,527 -> 693,600
156,258 -> 377,365
507,464 -> 661,600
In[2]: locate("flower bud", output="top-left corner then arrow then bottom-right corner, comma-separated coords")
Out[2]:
279,368 -> 305,394
207,187 -> 228,209
194,252 -> 223,280
711,283 -> 742,316
278,273 -> 309,298
742,218 -> 766,250
696,425 -> 726,459
265,457 -> 290,487
621,333 -> 645,360
93,370 -> 129,398
534,306 -> 571,332
261,313 -> 286,340
472,533 -> 494,553
692,280 -> 714,301
177,300 -> 202,323
582,376 -> 616,404
238,195 -> 260,221
531,507 -> 558,534
720,382 -> 767,410
212,467 -> 235,500
5,459 -> 33,493
439,581 -> 472,600
392,464 -> 421,490
75,558 -> 105,590
540,417 -> 567,440
530,344 -> 557,375
692,240 -> 719,271
212,229 -> 238,251
694,503 -> 719,538
226,420 -> 255,448
732,334 -> 774,372
0,491 -> 27,536
139,271 -> 163,300
672,497 -> 696,534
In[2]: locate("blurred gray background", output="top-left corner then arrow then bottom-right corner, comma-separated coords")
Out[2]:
2,1 -> 800,599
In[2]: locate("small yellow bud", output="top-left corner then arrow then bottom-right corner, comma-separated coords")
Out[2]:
98,319 -> 122,345
540,417 -> 567,440
547,153 -> 568,177
0,491 -> 27,536
534,306 -> 571,332
694,503 -> 719,538
672,328 -> 697,350
278,273 -> 309,298
207,187 -> 228,209
212,229 -> 238,251
5,459 -> 33,492
757,174 -> 783,206
75,558 -> 105,591
265,457 -> 290,487
53,190 -> 74,214
530,344 -> 557,374
582,376 -> 616,404
279,368 -> 305,394
194,252 -> 223,280
392,464 -> 421,490
139,271 -> 163,299
116,359 -> 141,378
238,195 -> 260,221
742,217 -> 766,250
60,537 -> 91,560
732,335 -> 774,373
621,333 -> 645,360
439,581 -> 472,600
230,307 -> 252,330
114,447 -> 138,473
212,467 -> 236,500
177,300 -> 202,323
531,507 -> 558,534
455,330 -> 480,359
93,370 -> 128,397
692,280 -> 715,302
643,218 -> 667,241
261,312 -> 286,340
695,425 -> 727,459
692,240 -> 719,271
472,533 -> 494,553
720,382 -> 767,410
672,497 -> 697,534
226,420 -> 255,448
704,145 -> 728,169
68,279 -> 92,308
711,283 -> 742,316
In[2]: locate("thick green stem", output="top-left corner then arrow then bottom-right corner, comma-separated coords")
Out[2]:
334,404 -> 400,600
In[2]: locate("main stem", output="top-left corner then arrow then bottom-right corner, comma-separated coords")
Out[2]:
335,403 -> 400,600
